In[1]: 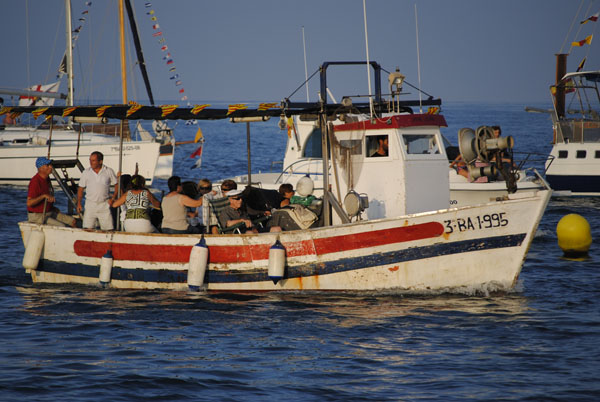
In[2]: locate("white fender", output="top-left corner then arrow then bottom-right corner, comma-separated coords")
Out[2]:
268,240 -> 286,284
99,250 -> 113,286
188,237 -> 208,291
22,230 -> 45,271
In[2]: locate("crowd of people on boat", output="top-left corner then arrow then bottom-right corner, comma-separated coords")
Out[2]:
26,150 -> 322,235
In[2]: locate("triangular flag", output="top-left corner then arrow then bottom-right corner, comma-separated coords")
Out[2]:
62,107 -> 77,117
191,104 -> 210,115
227,103 -> 248,115
571,34 -> 593,47
194,126 -> 204,142
258,102 -> 278,111
577,57 -> 587,72
32,107 -> 49,119
160,104 -> 178,117
580,12 -> 599,24
96,105 -> 110,117
126,103 -> 143,117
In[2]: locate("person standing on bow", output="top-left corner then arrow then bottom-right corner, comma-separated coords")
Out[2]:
26,157 -> 77,227
76,151 -> 118,230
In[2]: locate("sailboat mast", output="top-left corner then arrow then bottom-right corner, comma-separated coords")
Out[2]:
124,0 -> 155,105
118,0 -> 128,103
65,0 -> 74,107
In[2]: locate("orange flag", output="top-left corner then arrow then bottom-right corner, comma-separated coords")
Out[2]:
571,34 -> 593,47
258,102 -> 278,111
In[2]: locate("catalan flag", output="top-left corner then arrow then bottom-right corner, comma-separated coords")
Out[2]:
258,102 -> 278,111
580,12 -> 599,24
191,104 -> 210,115
572,34 -> 593,47
96,105 -> 110,117
126,103 -> 143,117
62,107 -> 77,117
227,103 -> 248,115
160,104 -> 178,117
0,107 -> 12,116
32,107 -> 49,120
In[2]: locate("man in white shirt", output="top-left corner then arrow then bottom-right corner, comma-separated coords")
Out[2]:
77,151 -> 118,230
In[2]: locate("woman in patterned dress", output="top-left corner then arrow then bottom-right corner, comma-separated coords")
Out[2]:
112,175 -> 161,233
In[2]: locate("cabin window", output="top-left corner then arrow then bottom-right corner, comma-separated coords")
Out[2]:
302,128 -> 323,158
576,150 -> 586,159
366,135 -> 389,157
558,150 -> 568,158
595,150 -> 600,159
401,134 -> 440,155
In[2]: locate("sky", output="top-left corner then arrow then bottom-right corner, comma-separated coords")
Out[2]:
1,0 -> 599,106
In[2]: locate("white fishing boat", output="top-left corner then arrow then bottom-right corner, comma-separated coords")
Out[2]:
0,0 -> 173,186
16,61 -> 551,293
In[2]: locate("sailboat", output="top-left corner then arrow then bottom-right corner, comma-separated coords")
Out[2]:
0,0 -> 173,186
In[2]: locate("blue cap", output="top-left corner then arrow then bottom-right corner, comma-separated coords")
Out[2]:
35,157 -> 53,169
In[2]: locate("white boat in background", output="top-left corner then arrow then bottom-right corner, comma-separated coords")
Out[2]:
0,0 -> 173,186
542,59 -> 600,196
17,61 -> 551,293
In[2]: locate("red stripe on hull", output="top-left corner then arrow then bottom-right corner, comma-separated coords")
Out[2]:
73,222 -> 443,263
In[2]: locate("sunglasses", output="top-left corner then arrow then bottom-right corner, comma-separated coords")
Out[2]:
198,186 -> 212,190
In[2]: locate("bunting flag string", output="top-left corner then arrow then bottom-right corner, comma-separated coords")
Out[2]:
58,1 -> 93,79
144,2 -> 190,103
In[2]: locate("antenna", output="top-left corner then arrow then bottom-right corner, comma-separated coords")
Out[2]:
302,26 -> 309,102
415,3 -> 422,113
363,0 -> 374,118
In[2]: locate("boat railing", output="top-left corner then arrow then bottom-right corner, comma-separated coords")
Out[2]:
275,158 -> 323,183
557,119 -> 600,143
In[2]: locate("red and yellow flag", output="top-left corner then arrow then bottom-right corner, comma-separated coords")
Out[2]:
126,103 -> 143,117
0,107 -> 12,116
62,107 -> 77,117
258,102 -> 278,111
96,105 -> 110,117
580,12 -> 599,24
227,103 -> 247,115
32,107 -> 49,120
577,57 -> 587,72
191,104 -> 210,115
572,34 -> 593,47
160,104 -> 178,117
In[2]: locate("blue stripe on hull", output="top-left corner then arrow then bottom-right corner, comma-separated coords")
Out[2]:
35,233 -> 527,286
546,175 -> 600,193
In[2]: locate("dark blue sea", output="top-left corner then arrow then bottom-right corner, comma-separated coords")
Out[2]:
1,103 -> 598,401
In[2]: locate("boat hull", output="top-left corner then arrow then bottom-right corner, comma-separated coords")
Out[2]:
19,189 -> 550,292
545,143 -> 600,196
0,139 -> 160,186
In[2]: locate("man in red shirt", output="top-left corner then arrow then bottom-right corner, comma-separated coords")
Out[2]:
27,157 -> 76,227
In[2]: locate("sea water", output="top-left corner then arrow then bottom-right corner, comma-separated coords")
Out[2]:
0,102 -> 598,401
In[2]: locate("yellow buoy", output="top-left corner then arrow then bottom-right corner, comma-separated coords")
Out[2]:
556,214 -> 592,257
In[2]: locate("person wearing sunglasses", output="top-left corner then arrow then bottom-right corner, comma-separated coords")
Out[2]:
218,189 -> 257,233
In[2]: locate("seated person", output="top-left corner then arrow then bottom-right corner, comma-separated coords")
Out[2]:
26,157 -> 77,227
218,189 -> 258,234
188,178 -> 218,234
161,176 -> 204,234
112,174 -> 160,233
268,180 -> 318,232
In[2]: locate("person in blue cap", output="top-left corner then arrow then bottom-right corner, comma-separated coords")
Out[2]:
26,157 -> 77,227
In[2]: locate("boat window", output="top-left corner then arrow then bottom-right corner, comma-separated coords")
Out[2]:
401,134 -> 440,155
366,135 -> 389,157
302,128 -> 323,158
558,150 -> 568,158
595,150 -> 600,158
576,150 -> 586,159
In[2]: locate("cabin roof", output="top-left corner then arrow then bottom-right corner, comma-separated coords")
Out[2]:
333,114 -> 447,133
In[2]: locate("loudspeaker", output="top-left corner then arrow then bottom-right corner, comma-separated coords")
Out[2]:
458,128 -> 478,163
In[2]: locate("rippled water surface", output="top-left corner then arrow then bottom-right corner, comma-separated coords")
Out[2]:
1,103 -> 599,401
